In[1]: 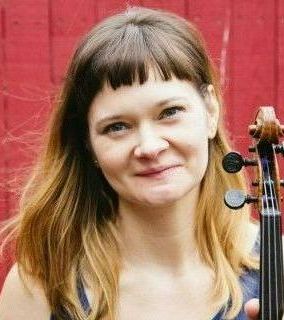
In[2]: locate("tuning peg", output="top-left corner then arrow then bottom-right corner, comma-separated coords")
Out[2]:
275,143 -> 284,156
224,190 -> 258,210
222,152 -> 257,173
249,125 -> 257,136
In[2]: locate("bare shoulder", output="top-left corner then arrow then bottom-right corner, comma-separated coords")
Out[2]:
0,263 -> 51,320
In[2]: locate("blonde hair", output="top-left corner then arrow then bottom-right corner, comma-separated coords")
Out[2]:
1,6 -> 258,319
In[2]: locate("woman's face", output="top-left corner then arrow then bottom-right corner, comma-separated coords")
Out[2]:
88,71 -> 219,207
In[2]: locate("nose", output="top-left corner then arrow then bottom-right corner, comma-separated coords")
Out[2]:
133,125 -> 169,159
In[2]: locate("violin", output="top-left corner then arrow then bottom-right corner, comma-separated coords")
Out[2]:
222,106 -> 284,320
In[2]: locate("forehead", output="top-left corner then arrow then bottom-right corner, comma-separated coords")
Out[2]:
89,70 -> 204,120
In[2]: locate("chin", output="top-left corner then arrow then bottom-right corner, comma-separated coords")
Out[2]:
134,189 -> 189,207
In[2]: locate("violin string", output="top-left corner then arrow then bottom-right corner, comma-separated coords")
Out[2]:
266,156 -> 282,317
264,157 -> 279,319
261,192 -> 265,320
263,158 -> 272,320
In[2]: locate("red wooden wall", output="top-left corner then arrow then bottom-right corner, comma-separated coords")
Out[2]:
0,0 -> 283,288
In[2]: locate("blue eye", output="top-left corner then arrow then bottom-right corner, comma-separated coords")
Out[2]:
103,122 -> 128,134
159,106 -> 185,119
102,106 -> 185,135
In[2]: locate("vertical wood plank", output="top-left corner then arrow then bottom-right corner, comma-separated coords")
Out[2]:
227,1 -> 277,225
4,0 -> 51,193
141,0 -> 186,17
50,0 -> 143,84
230,0 -> 276,148
186,1 -> 233,139
278,0 -> 284,112
1,0 -> 52,287
50,0 -> 96,84
94,0 -> 141,23
276,0 -> 284,230
187,1 -> 231,65
5,0 -> 51,135
0,1 -> 9,290
0,0 -> 7,220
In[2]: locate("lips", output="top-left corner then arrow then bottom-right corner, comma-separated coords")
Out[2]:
136,165 -> 180,176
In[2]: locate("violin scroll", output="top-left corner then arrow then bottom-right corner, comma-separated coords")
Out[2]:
248,106 -> 284,143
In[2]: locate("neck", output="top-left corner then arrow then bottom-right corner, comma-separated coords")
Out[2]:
116,186 -> 202,276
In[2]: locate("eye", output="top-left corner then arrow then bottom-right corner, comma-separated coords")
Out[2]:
102,122 -> 129,134
159,106 -> 185,119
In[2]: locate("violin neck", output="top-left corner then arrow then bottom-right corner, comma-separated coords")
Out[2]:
260,212 -> 284,320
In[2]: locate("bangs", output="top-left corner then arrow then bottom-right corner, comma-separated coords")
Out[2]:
90,23 -> 203,91
73,10 -> 211,109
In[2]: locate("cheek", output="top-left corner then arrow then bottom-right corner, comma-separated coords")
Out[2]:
94,141 -> 130,180
171,118 -> 209,177
188,133 -> 209,168
185,138 -> 209,172
170,117 -> 209,152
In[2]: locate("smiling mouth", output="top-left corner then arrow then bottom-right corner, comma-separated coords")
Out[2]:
136,165 -> 182,178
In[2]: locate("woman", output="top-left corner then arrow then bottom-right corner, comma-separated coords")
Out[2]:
0,6 -> 262,320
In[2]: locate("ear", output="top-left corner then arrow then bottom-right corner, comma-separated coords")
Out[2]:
203,84 -> 220,139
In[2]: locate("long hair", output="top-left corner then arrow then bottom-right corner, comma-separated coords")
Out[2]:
1,6 -> 258,319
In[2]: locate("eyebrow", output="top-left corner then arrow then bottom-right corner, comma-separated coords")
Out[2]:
95,96 -> 186,128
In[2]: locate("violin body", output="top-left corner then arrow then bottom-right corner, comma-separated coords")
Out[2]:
222,107 -> 284,319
